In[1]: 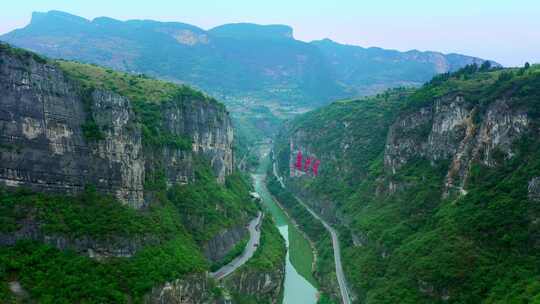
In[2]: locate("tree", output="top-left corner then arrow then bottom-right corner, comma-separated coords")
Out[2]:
480,61 -> 492,71
524,62 -> 531,69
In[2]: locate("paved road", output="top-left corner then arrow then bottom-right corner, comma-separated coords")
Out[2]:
293,196 -> 352,304
210,212 -> 263,280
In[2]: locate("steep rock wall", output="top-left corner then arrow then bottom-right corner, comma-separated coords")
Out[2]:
145,274 -> 221,304
0,218 -> 158,259
203,225 -> 247,262
162,101 -> 234,184
384,95 -> 529,196
0,51 -> 145,207
223,265 -> 285,304
0,47 -> 234,208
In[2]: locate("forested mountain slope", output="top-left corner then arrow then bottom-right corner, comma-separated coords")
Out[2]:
274,64 -> 540,303
0,43 -> 285,303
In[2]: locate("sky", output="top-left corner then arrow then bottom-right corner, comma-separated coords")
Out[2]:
0,0 -> 538,66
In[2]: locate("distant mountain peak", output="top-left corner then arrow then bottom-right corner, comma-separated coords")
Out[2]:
31,10 -> 90,25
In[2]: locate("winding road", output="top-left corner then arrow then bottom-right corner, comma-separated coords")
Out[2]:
210,211 -> 263,280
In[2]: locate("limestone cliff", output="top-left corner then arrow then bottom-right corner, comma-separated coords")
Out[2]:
384,95 -> 529,197
161,99 -> 234,186
203,224 -> 248,262
145,274 -> 222,304
0,44 -> 234,208
224,268 -> 284,304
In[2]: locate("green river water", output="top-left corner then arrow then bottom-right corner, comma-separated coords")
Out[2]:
253,151 -> 318,304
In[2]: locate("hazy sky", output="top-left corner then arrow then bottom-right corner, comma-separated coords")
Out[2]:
1,0 -> 538,66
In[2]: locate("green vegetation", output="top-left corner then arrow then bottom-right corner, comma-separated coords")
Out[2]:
340,138 -> 540,303
0,238 -> 206,303
79,87 -> 106,141
81,120 -> 106,141
317,294 -> 338,304
0,186 -> 194,240
0,42 -> 48,64
275,65 -> 540,303
57,61 -> 220,107
277,87 -> 413,204
0,162 -> 257,302
168,163 -> 257,244
0,186 -> 208,303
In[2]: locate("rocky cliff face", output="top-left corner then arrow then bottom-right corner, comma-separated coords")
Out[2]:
203,225 -> 247,262
385,95 -> 530,197
0,217 -> 158,259
529,177 -> 540,201
145,274 -> 222,304
161,100 -> 234,185
0,51 -> 145,207
0,46 -> 234,208
224,268 -> 285,304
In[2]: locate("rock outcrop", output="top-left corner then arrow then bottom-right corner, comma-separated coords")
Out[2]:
0,217 -> 158,259
203,225 -> 248,262
0,45 -> 285,304
161,100 -> 234,185
223,265 -> 285,304
0,51 -> 145,207
529,177 -> 540,201
0,45 -> 234,208
145,274 -> 221,304
384,95 -> 529,196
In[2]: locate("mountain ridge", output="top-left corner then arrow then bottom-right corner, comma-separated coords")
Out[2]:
1,10 -> 498,109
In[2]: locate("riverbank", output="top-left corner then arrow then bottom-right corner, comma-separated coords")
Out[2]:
266,173 -> 340,302
255,174 -> 318,286
253,173 -> 319,304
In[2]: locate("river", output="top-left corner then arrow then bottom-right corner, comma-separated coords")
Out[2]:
253,149 -> 318,304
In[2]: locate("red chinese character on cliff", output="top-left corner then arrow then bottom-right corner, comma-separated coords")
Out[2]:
304,157 -> 312,172
312,159 -> 320,176
295,151 -> 303,170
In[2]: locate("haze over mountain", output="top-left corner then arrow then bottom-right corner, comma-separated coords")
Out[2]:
1,10 -> 496,108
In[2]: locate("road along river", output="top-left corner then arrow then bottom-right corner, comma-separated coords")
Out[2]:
253,173 -> 318,304
292,195 -> 352,304
270,147 -> 352,304
252,146 -> 318,304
